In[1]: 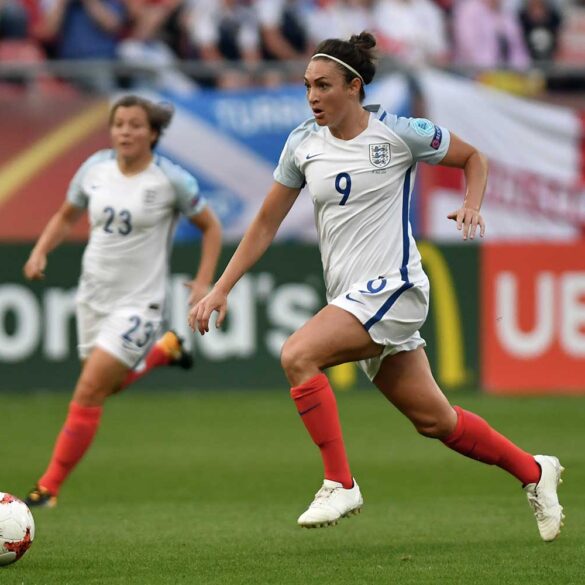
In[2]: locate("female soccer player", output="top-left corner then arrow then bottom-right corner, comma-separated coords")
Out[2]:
189,33 -> 564,541
23,95 -> 222,508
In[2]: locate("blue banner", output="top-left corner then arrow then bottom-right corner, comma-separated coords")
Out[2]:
150,77 -> 411,241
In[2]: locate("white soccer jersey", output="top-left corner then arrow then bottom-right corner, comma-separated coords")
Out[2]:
274,106 -> 450,301
67,150 -> 206,312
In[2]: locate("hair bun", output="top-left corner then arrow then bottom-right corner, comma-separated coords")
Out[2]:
349,31 -> 376,52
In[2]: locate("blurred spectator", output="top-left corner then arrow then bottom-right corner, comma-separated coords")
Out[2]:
36,0 -> 130,90
0,1 -> 78,95
118,0 -> 197,94
432,0 -> 454,12
0,0 -> 29,38
453,0 -> 530,69
124,0 -> 186,54
186,0 -> 260,88
307,0 -> 376,45
519,0 -> 562,64
255,0 -> 313,60
374,0 -> 449,66
38,0 -> 128,59
20,0 -> 45,38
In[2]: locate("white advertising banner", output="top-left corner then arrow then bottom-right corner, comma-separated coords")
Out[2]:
419,70 -> 585,240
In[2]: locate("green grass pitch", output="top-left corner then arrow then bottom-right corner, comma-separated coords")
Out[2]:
3,389 -> 584,584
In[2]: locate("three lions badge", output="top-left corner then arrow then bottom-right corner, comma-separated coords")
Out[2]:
369,143 -> 391,168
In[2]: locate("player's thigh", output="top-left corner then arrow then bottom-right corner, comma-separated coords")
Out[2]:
73,348 -> 130,406
282,304 -> 383,370
373,347 -> 456,437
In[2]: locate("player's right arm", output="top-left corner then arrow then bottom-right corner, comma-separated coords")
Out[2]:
189,181 -> 300,334
23,201 -> 85,280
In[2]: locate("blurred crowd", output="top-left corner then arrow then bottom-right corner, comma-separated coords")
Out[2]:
0,0 -> 583,91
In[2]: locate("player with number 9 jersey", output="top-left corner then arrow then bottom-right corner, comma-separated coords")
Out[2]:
275,106 -> 448,306
191,33 -> 564,541
274,106 -> 449,378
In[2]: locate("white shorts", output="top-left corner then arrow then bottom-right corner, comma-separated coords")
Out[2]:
76,302 -> 164,368
330,276 -> 429,381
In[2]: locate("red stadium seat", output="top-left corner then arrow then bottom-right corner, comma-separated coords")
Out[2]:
0,39 -> 78,97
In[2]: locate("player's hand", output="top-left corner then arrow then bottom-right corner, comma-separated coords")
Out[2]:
188,286 -> 228,335
23,253 -> 47,280
183,280 -> 209,307
447,206 -> 485,241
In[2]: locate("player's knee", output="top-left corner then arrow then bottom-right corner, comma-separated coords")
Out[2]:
280,339 -> 299,374
413,415 -> 454,439
280,338 -> 312,378
73,375 -> 111,407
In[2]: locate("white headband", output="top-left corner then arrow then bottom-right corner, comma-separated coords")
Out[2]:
311,53 -> 364,84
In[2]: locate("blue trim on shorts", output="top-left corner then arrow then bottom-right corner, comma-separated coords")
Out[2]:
400,167 -> 412,283
363,281 -> 413,331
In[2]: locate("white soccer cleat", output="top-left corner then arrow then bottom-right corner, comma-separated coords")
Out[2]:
297,478 -> 363,528
524,455 -> 565,542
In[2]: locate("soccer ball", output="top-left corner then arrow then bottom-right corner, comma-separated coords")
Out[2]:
0,493 -> 35,566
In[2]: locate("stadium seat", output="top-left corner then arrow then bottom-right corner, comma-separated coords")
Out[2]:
0,39 -> 78,97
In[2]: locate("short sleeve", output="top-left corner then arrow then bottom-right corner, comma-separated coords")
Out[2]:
390,117 -> 451,164
158,157 -> 207,217
273,120 -> 316,189
66,150 -> 112,208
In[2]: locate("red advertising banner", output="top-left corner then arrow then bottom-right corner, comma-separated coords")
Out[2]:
0,94 -> 108,242
482,243 -> 585,394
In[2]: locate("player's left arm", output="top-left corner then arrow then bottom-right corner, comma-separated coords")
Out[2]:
184,207 -> 223,306
439,132 -> 488,241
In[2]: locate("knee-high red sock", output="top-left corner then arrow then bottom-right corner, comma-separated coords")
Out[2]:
120,344 -> 171,389
442,406 -> 540,485
290,373 -> 353,488
39,401 -> 103,495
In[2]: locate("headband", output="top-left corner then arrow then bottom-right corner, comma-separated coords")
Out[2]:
311,53 -> 364,84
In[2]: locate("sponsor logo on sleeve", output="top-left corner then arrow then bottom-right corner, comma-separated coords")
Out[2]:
430,126 -> 443,150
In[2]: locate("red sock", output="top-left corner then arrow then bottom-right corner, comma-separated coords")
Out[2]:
442,406 -> 540,485
120,343 -> 171,389
39,401 -> 103,495
290,373 -> 353,488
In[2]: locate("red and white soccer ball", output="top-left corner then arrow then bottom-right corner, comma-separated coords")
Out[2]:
0,493 -> 35,566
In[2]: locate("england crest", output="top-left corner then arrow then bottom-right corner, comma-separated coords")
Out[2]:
369,143 -> 391,168
143,189 -> 157,205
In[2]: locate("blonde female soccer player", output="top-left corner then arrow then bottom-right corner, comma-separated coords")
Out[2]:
23,95 -> 222,507
190,32 -> 564,541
